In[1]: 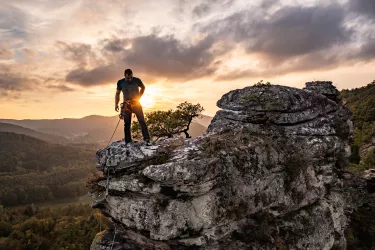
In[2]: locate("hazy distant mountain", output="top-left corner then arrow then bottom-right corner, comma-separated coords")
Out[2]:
193,114 -> 213,128
0,115 -> 120,138
0,122 -> 70,144
187,122 -> 207,138
0,114 -> 213,146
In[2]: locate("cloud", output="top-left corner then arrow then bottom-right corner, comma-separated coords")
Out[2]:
120,34 -> 218,80
357,36 -> 375,60
214,50 -> 343,81
0,4 -> 28,42
196,2 -> 375,78
56,41 -> 98,67
0,64 -> 29,91
21,48 -> 36,57
0,49 -> 14,58
46,84 -> 74,92
348,0 -> 375,19
0,64 -> 43,99
192,3 -> 211,17
64,34 -> 219,86
192,0 -> 235,18
65,65 -> 119,86
10,0 -> 78,10
101,38 -> 129,52
201,4 -> 351,61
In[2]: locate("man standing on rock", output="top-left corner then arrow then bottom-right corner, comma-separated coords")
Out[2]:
115,69 -> 151,146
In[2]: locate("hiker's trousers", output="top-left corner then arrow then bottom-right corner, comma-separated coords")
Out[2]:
123,102 -> 150,142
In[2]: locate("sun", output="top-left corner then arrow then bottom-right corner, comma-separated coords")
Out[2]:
138,84 -> 162,109
139,95 -> 154,109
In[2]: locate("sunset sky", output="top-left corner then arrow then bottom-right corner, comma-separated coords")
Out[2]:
1,0 -> 374,119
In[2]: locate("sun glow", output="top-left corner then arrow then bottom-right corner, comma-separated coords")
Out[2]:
138,84 -> 164,110
139,94 -> 155,109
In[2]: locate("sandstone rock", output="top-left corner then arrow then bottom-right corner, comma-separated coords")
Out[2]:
304,81 -> 341,103
89,82 -> 363,250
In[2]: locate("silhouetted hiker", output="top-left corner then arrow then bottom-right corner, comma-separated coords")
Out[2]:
115,69 -> 151,146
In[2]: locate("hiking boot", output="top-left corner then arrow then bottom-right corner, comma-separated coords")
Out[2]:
145,139 -> 152,146
125,141 -> 133,147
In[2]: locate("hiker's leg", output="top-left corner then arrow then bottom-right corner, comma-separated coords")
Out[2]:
124,110 -> 132,142
132,103 -> 150,141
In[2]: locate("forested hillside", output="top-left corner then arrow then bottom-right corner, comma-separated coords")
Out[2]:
341,81 -> 375,168
0,204 -> 109,249
0,132 -> 97,206
342,81 -> 375,249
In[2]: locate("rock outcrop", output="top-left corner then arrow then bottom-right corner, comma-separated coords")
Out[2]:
89,82 -> 362,250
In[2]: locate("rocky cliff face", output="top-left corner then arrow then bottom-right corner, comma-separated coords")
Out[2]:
88,82 -> 363,250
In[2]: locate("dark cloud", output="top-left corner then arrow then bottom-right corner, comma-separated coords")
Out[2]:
46,84 -> 74,92
102,38 -> 129,52
0,64 -> 42,99
348,0 -> 375,19
121,34 -> 217,80
260,0 -> 279,10
201,4 -> 351,61
64,34 -> 219,85
57,1 -> 374,86
0,65 -> 29,91
65,65 -> 119,86
214,50 -> 344,81
357,37 -> 375,60
193,3 -> 211,17
56,41 -> 97,67
192,0 -> 234,17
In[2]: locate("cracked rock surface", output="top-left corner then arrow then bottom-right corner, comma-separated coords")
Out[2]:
89,82 -> 363,250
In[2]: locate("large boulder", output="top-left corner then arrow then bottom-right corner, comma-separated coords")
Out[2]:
88,82 -> 364,250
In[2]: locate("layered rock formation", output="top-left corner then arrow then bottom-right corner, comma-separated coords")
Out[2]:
89,82 -> 361,250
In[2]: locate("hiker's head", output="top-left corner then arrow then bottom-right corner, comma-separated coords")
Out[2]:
124,69 -> 133,80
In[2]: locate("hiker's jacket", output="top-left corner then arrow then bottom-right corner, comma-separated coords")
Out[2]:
117,77 -> 144,101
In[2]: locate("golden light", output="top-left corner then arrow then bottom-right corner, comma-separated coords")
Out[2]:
139,94 -> 154,109
139,84 -> 163,110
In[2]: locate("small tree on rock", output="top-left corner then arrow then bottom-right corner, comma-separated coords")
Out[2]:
132,102 -> 204,141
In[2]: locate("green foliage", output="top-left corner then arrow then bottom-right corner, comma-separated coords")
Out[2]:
132,101 -> 204,140
341,81 -> 375,129
363,148 -> 375,168
341,82 -> 375,146
340,82 -> 375,166
0,204 -> 109,250
345,163 -> 369,175
253,80 -> 271,87
0,132 -> 96,207
353,122 -> 374,147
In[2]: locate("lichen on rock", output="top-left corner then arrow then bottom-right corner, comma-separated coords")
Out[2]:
88,82 -> 365,250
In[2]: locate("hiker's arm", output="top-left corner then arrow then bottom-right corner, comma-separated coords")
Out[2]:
137,79 -> 145,100
115,80 -> 122,111
115,89 -> 121,105
115,89 -> 121,112
140,85 -> 145,97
